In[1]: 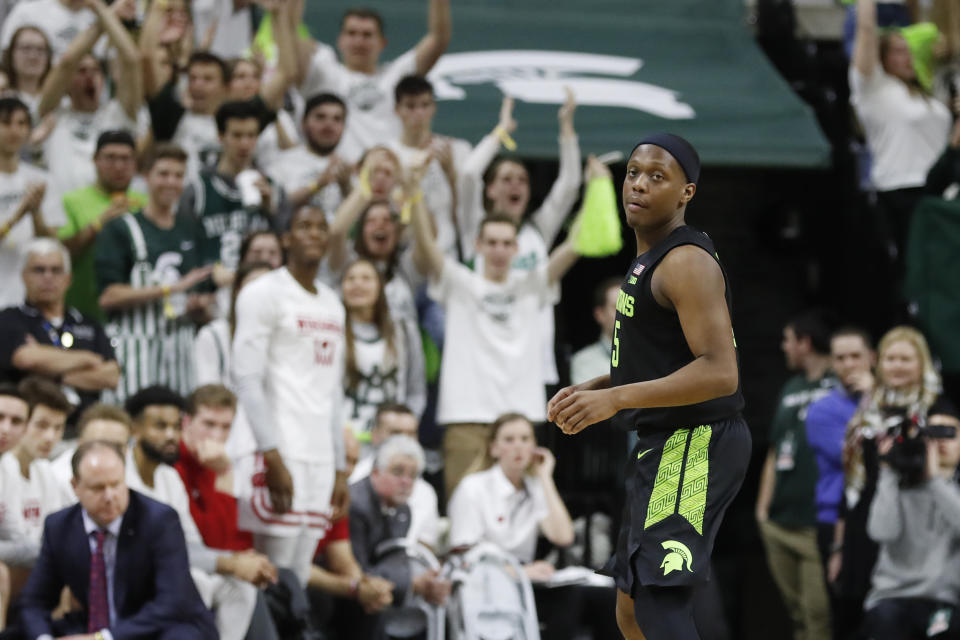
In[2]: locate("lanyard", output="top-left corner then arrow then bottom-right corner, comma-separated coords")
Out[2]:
41,320 -> 74,349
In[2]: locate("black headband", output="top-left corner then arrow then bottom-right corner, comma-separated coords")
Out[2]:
631,133 -> 701,185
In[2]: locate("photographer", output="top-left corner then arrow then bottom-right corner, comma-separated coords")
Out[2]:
838,326 -> 944,627
863,407 -> 960,639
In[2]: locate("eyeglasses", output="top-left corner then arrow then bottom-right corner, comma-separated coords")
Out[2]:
385,467 -> 418,481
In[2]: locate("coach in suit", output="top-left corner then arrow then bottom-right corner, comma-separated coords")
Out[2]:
18,440 -> 217,640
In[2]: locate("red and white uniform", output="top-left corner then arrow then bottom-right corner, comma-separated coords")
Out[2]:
233,267 -> 346,538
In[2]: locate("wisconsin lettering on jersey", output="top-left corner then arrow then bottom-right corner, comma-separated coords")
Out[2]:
296,316 -> 343,366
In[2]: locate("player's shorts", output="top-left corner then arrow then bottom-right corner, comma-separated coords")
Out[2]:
236,454 -> 334,537
600,415 -> 751,594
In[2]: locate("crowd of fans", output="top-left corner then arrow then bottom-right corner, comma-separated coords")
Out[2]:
0,0 -> 954,638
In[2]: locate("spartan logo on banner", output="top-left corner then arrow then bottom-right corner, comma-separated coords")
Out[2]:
427,50 -> 696,119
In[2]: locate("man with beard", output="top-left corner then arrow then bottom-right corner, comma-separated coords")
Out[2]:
58,130 -> 146,322
266,93 -> 352,222
124,385 -> 279,640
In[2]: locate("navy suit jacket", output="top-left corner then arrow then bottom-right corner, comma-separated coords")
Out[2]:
18,489 -> 217,640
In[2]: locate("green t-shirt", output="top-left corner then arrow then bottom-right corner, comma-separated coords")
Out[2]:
179,170 -> 272,269
768,373 -> 836,528
58,186 -> 147,322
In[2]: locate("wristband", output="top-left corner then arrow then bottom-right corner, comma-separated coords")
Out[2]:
349,577 -> 360,599
400,192 -> 423,225
494,125 -> 517,151
308,180 -> 320,193
91,217 -> 103,232
0,221 -> 9,236
161,284 -> 175,319
358,165 -> 372,198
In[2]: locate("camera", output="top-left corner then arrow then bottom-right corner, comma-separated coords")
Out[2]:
879,409 -> 957,487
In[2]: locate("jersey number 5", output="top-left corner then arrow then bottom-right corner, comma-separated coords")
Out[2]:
611,320 -> 621,368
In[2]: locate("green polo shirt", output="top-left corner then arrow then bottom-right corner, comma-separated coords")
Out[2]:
58,185 -> 147,322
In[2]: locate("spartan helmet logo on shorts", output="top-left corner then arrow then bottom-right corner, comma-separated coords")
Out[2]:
660,540 -> 693,576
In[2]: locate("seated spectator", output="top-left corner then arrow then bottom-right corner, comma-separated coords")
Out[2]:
0,378 -> 72,549
861,407 -> 960,640
309,430 -> 394,633
0,0 -> 95,61
0,383 -> 31,628
850,0 -> 951,268
0,238 -> 119,429
839,326 -> 946,627
298,0 -> 452,162
50,402 -> 132,493
448,413 -> 579,640
18,440 -> 218,639
58,130 -> 147,322
123,385 -> 277,640
0,96 -> 60,309
468,90 -> 580,386
95,144 -> 214,402
0,26 -> 52,121
412,198 -> 582,496
389,75 -> 472,259
266,93 -> 351,222
239,229 -> 283,268
194,261 -> 272,386
175,384 -> 251,551
448,413 -> 574,573
342,260 -> 426,437
348,435 -> 451,638
350,403 -> 440,548
36,0 -> 141,199
570,277 -> 620,386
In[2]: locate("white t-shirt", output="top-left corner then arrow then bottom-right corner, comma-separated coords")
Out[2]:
849,65 -> 951,191
255,110 -> 301,173
448,465 -> 549,564
265,145 -> 344,222
194,317 -> 231,386
233,267 -> 346,463
0,162 -> 65,308
349,454 -> 439,548
0,453 -> 69,546
429,258 -> 557,424
43,100 -> 136,198
299,44 -> 417,163
570,339 -> 612,386
0,0 -> 95,60
191,0 -> 253,60
388,136 -> 472,259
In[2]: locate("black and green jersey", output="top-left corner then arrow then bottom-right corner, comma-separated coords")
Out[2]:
94,210 -> 201,401
180,169 -> 274,270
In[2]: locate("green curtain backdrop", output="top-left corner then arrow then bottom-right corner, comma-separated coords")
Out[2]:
302,0 -> 831,168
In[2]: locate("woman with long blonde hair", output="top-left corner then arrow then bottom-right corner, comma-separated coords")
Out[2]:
834,326 -> 944,624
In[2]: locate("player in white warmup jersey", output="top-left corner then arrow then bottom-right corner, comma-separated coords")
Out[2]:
233,205 -> 348,585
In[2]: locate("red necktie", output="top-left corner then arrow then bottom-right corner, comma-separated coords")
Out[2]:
87,529 -> 109,633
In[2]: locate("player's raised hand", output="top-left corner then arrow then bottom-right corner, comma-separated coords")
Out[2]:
552,388 -> 619,435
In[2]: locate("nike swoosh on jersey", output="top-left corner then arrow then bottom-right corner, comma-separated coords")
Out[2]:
637,448 -> 653,460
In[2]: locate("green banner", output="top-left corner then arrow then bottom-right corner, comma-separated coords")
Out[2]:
304,1 -> 831,168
